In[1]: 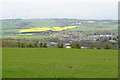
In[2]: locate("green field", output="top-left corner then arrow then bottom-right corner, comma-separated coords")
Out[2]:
2,48 -> 118,78
1,19 -> 118,39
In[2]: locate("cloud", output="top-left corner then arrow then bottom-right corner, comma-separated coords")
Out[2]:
0,0 -> 119,19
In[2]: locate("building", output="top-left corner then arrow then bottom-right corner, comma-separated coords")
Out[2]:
64,43 -> 71,48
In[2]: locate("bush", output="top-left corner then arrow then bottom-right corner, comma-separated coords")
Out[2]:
104,44 -> 111,49
71,43 -> 81,49
40,43 -> 43,47
21,43 -> 25,48
34,42 -> 38,48
43,43 -> 47,48
57,43 -> 64,48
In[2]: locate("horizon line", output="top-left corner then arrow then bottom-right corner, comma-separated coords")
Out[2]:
0,18 -> 118,20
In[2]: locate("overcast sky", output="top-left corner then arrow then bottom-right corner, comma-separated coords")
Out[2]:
0,0 -> 119,19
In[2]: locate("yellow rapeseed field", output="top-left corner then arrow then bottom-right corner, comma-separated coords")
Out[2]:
88,21 -> 95,23
19,26 -> 78,33
18,34 -> 33,35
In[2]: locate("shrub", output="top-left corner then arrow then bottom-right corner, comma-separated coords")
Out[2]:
43,43 -> 47,48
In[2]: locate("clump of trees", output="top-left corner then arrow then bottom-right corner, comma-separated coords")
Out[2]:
43,43 -> 47,48
79,40 -> 118,49
57,42 -> 81,49
104,44 -> 111,49
57,43 -> 64,48
2,40 -> 18,48
2,39 -> 118,50
40,43 -> 43,47
2,40 -> 48,48
71,43 -> 81,49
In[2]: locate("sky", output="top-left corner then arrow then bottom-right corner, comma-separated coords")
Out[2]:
0,0 -> 119,19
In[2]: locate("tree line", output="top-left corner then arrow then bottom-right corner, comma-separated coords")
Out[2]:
2,40 -> 117,49
2,40 -> 47,48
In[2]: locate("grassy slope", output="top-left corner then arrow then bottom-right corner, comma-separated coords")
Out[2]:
2,48 -> 118,78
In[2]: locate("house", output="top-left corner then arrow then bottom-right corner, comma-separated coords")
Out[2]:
64,43 -> 71,48
81,46 -> 88,49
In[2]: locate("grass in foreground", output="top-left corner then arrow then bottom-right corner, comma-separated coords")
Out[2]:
2,48 -> 118,78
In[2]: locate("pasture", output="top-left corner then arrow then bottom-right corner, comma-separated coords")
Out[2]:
2,48 -> 118,78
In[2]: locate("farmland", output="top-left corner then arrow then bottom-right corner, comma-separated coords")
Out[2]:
1,19 -> 118,49
1,19 -> 118,39
19,26 -> 78,33
2,48 -> 118,78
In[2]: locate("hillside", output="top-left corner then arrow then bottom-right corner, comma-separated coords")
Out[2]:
2,48 -> 118,78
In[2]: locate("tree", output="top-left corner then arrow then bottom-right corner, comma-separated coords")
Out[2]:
77,44 -> 81,49
40,43 -> 43,47
43,43 -> 47,48
27,45 -> 29,48
21,43 -> 25,48
34,42 -> 38,48
57,43 -> 64,48
71,43 -> 81,49
57,43 -> 60,48
104,44 -> 110,49
18,42 -> 21,47
97,47 -> 101,49
61,43 -> 64,48
71,44 -> 77,48
29,44 -> 32,48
